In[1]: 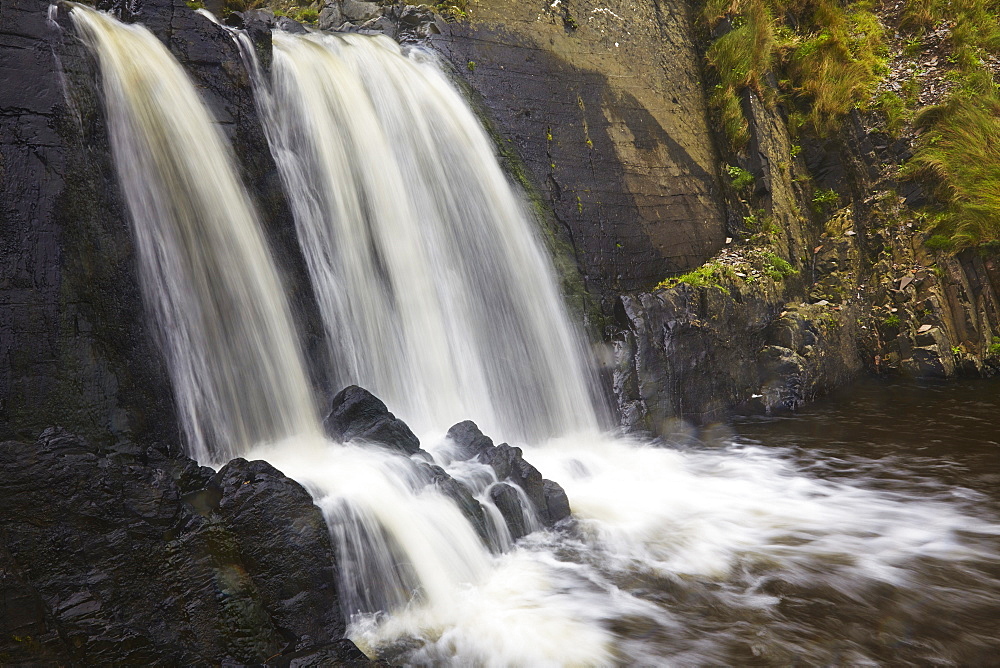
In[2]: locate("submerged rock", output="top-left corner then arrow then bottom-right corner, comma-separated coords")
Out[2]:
421,462 -> 491,543
0,429 -> 370,665
446,421 -> 572,527
489,482 -> 530,540
324,385 -> 421,455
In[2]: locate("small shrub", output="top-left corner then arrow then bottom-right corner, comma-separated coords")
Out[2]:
884,314 -> 901,328
700,0 -> 887,147
654,263 -> 736,294
295,6 -> 318,22
763,252 -> 797,280
726,165 -> 755,191
812,187 -> 839,208
873,90 -> 913,137
433,0 -> 467,19
905,95 -> 1000,249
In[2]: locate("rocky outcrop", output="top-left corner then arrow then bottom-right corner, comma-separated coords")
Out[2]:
613,271 -> 864,430
447,420 -> 571,526
324,389 -> 570,539
610,64 -> 1000,431
420,461 -> 492,542
0,428 -> 370,665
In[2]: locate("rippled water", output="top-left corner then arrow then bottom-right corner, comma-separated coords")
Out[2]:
690,378 -> 1000,665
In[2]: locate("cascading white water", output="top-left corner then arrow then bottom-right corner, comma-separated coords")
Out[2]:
71,7 -> 319,463
75,9 -> 1000,665
246,31 -> 602,442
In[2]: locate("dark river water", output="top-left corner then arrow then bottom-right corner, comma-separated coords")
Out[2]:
718,378 -> 1000,665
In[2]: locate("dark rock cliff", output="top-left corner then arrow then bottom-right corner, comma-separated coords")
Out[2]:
0,428 -> 370,665
0,0 -> 175,445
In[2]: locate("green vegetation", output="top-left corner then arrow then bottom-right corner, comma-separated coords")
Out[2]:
763,252 -> 797,280
654,263 -> 737,294
989,336 -> 1000,356
296,6 -> 318,22
905,95 -> 1000,249
432,0 -> 468,20
701,0 -> 887,146
726,164 -> 755,191
871,68 -> 922,136
811,187 -> 839,214
885,314 -> 901,327
743,209 -> 779,236
925,233 -> 956,251
891,0 -> 1000,250
699,0 -> 1000,252
703,0 -> 776,145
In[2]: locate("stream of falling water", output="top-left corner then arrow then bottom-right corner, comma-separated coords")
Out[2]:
71,7 -> 319,463
242,30 -> 603,442
74,8 -> 1000,665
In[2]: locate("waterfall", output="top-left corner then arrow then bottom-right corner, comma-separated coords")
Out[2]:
71,11 -> 607,655
71,9 -> 1000,665
244,31 -> 603,442
71,7 -> 320,463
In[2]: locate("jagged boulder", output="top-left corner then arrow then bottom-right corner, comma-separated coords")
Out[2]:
447,420 -> 495,459
341,0 -> 379,22
542,479 -> 571,524
318,1 -> 343,30
0,429 -> 370,665
446,421 -> 571,527
324,385 -> 421,455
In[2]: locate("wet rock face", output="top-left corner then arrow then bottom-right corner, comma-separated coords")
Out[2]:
324,391 -> 571,541
428,0 -> 726,299
0,429 -> 369,665
421,461 -> 492,541
489,482 -> 529,540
